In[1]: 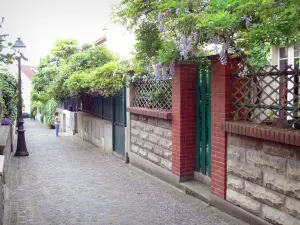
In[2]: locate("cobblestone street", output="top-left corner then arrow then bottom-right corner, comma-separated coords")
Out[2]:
7,120 -> 246,225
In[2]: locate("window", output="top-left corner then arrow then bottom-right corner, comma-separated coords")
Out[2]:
279,47 -> 288,70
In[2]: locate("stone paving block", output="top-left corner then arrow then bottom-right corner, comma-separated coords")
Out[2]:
162,150 -> 172,161
226,189 -> 261,216
244,181 -> 285,209
264,172 -> 300,200
131,144 -> 140,154
160,158 -> 172,171
246,149 -> 286,175
262,204 -> 300,225
228,145 -> 246,162
287,160 -> 300,182
148,152 -> 161,164
131,128 -> 140,137
227,159 -> 263,185
227,174 -> 244,193
143,142 -> 154,152
285,196 -> 300,219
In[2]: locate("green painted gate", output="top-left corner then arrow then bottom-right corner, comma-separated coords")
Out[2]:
196,69 -> 212,177
112,88 -> 126,156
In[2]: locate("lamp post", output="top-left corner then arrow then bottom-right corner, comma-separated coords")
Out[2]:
13,38 -> 29,157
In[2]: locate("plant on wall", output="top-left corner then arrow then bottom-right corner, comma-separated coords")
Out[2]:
113,0 -> 300,75
0,72 -> 18,120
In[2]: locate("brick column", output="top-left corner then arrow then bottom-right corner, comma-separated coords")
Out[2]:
210,56 -> 240,199
172,61 -> 198,180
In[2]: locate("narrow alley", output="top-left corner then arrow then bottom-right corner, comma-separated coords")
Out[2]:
7,120 -> 245,225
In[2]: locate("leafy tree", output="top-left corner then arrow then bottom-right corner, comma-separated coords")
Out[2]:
50,39 -> 78,64
0,72 -> 18,120
113,0 -> 300,72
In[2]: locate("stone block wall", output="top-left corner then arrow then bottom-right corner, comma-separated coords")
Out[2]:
77,112 -> 113,153
227,133 -> 300,225
0,125 -> 13,225
130,113 -> 172,171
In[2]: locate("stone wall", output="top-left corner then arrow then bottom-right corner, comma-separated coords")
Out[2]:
77,112 -> 113,153
227,133 -> 300,225
0,125 -> 13,225
130,113 -> 172,171
57,109 -> 78,134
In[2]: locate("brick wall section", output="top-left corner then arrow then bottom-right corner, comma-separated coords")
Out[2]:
227,133 -> 300,225
130,114 -> 172,170
210,56 -> 241,199
171,61 -> 198,179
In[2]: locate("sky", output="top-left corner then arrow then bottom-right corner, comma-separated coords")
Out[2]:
1,0 -> 135,67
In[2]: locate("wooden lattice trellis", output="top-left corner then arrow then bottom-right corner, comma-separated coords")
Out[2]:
233,66 -> 300,129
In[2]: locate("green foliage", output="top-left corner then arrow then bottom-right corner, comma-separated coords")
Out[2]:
0,72 -> 18,120
31,38 -> 129,126
0,18 -> 15,64
113,0 -> 300,70
44,98 -> 57,127
51,39 -> 78,63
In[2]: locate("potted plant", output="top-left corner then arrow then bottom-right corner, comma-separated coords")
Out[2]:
263,111 -> 276,125
1,118 -> 11,126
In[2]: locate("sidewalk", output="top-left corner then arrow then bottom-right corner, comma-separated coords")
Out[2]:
7,119 -> 246,225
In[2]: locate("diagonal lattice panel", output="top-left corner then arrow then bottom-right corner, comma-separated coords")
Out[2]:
132,77 -> 172,111
233,66 -> 300,129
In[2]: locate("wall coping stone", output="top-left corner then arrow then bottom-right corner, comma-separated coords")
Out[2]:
222,121 -> 300,147
127,107 -> 172,120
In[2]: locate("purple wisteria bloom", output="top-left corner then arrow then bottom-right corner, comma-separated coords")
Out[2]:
175,36 -> 194,58
155,63 -> 162,81
159,25 -> 164,32
158,13 -> 163,22
161,67 -> 168,81
193,32 -> 199,41
242,16 -> 251,29
169,61 -> 176,77
176,8 -> 181,16
1,118 -> 11,125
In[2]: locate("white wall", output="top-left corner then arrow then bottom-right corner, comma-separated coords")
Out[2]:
21,72 -> 32,114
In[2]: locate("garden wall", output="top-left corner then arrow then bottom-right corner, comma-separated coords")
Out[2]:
224,123 -> 300,225
129,112 -> 172,171
57,108 -> 78,134
0,125 -> 13,225
77,112 -> 113,153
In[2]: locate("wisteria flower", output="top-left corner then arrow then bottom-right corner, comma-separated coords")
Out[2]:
242,16 -> 251,29
176,8 -> 181,16
158,13 -> 163,22
1,118 -> 11,126
175,35 -> 194,58
193,32 -> 199,41
154,63 -> 162,81
159,25 -> 164,32
161,67 -> 168,81
169,61 -> 175,77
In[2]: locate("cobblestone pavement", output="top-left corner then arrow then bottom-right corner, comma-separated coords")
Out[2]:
7,119 -> 247,225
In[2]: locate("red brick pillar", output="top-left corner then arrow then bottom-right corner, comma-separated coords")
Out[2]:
172,61 -> 198,180
210,56 -> 241,199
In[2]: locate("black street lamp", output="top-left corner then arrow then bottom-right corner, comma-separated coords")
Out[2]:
13,38 -> 29,157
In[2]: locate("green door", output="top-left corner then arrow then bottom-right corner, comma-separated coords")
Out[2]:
196,69 -> 212,177
113,88 -> 126,156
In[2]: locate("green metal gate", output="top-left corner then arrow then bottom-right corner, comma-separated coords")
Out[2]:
196,69 -> 212,177
112,88 -> 126,156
